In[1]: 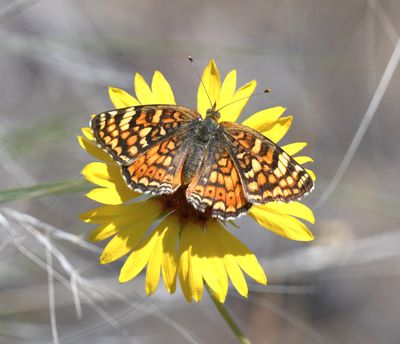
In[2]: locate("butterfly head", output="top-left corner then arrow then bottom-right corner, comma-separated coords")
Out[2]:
206,107 -> 220,121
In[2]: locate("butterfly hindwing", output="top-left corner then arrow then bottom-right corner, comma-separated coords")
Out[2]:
121,134 -> 192,195
90,105 -> 200,165
221,121 -> 313,204
186,133 -> 251,221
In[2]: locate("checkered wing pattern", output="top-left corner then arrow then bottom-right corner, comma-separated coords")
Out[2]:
121,134 -> 192,195
186,134 -> 251,220
90,105 -> 200,165
221,121 -> 314,204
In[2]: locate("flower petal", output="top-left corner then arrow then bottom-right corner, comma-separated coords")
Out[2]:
82,162 -> 120,187
77,136 -> 113,163
219,80 -> 257,123
86,187 -> 134,205
160,215 -> 180,293
134,73 -> 154,104
81,203 -> 143,224
224,254 -> 248,298
281,142 -> 307,156
212,221 -> 266,286
81,199 -> 161,262
218,69 -> 236,106
151,71 -> 176,104
306,169 -> 316,181
145,214 -> 180,295
249,204 -> 314,241
260,115 -> 293,143
178,224 -> 193,302
211,222 -> 248,297
100,205 -> 161,264
82,162 -> 139,204
242,106 -> 286,131
187,223 -> 208,302
83,199 -> 162,243
255,202 -> 315,224
294,156 -> 314,165
109,87 -> 140,108
145,238 -> 163,295
197,59 -> 221,117
88,222 -> 119,242
235,251 -> 267,286
187,233 -> 204,302
189,254 -> 204,302
81,127 -> 94,140
120,227 -> 160,283
197,222 -> 228,303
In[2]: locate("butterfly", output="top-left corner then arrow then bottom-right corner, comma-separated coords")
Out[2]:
90,104 -> 313,220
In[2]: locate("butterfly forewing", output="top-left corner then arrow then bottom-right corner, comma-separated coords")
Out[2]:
90,105 -> 200,165
221,121 -> 313,204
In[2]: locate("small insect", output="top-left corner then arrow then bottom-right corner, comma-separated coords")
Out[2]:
90,64 -> 313,221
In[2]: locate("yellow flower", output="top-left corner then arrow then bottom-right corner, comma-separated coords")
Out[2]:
79,60 -> 316,303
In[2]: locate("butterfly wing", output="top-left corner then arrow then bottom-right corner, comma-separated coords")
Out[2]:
186,133 -> 251,221
90,105 -> 200,165
121,134 -> 192,195
91,104 -> 200,195
220,121 -> 313,204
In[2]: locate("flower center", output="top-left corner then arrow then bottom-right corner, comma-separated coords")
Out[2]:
160,187 -> 213,223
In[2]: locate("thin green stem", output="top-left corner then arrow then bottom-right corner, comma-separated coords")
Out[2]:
206,285 -> 251,344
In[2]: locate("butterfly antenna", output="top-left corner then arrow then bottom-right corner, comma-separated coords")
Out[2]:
188,56 -> 214,109
216,88 -> 271,112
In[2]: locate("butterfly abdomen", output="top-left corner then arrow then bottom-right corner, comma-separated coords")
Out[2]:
183,142 -> 207,185
182,117 -> 218,184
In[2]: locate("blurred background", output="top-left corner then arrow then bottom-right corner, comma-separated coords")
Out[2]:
1,0 -> 400,343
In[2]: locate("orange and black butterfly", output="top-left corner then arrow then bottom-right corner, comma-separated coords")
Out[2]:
91,104 -> 313,220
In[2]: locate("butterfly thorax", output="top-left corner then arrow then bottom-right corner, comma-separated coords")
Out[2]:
196,114 -> 219,142
182,111 -> 220,184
